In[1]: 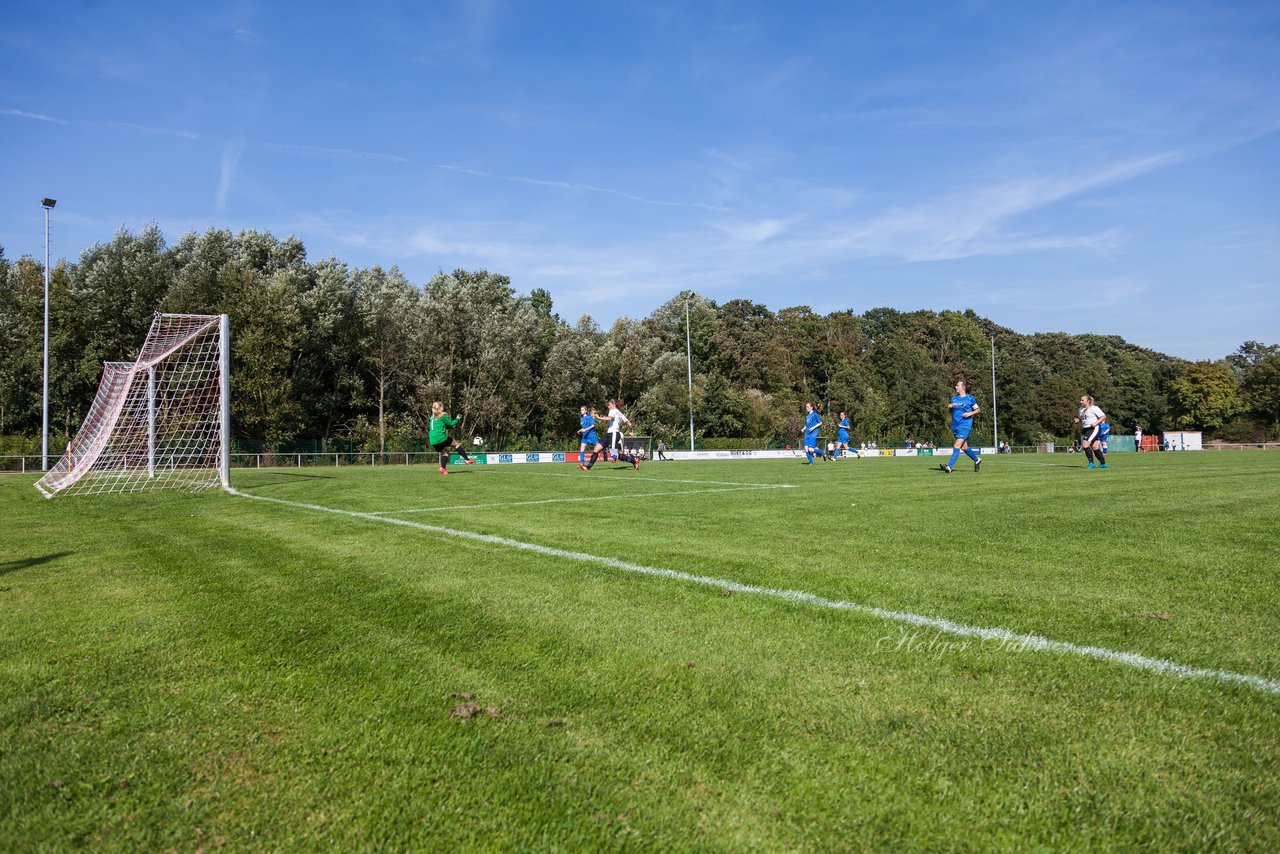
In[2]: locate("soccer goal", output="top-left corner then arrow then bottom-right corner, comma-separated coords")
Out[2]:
621,435 -> 653,460
35,313 -> 230,499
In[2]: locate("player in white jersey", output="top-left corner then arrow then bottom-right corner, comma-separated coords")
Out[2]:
1073,395 -> 1110,469
606,399 -> 641,470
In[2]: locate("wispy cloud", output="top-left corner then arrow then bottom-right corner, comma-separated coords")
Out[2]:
105,121 -> 201,140
436,164 -> 731,212
1,108 -> 71,124
264,143 -> 409,163
216,139 -> 244,211
711,217 -> 795,244
980,277 -> 1149,312
5,105 -> 410,163
3,107 -> 199,139
818,152 -> 1183,262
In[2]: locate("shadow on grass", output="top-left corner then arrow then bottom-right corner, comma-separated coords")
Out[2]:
0,552 -> 72,577
231,472 -> 336,488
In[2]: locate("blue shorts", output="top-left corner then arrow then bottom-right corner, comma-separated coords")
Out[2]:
953,427 -> 972,441
804,433 -> 819,448
838,430 -> 850,443
582,431 -> 599,446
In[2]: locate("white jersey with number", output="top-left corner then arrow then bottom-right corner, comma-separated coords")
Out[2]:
1079,405 -> 1106,428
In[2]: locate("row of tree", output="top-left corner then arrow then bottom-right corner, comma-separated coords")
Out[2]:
2,225 -> 1277,452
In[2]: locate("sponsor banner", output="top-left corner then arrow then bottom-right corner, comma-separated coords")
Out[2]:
894,449 -> 917,457
481,452 -> 570,465
449,453 -> 487,465
918,448 -> 934,456
667,449 -> 799,461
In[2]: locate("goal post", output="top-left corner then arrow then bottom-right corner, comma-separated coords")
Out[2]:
219,312 -> 230,489
35,313 -> 231,498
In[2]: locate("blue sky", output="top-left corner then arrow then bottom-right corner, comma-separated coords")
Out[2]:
2,1 -> 1277,360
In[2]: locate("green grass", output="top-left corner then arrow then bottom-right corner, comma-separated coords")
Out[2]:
2,452 -> 1279,850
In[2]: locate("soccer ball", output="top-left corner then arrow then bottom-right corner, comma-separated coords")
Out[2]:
472,436 -> 484,446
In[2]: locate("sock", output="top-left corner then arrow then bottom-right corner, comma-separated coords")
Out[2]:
439,453 -> 448,471
458,448 -> 470,461
1096,449 -> 1106,465
965,448 -> 980,462
948,448 -> 961,468
1084,448 -> 1094,463
588,451 -> 599,468
805,450 -> 814,463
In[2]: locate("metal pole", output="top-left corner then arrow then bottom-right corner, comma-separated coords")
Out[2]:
990,335 -> 998,450
41,204 -> 51,470
685,297 -> 694,451
147,367 -> 156,478
218,314 -> 231,488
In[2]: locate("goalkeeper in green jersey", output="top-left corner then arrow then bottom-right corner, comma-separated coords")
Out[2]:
429,401 -> 474,475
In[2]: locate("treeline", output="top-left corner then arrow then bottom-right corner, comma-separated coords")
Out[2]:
2,225 -> 1277,451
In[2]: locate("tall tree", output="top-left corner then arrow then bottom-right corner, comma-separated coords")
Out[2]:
355,266 -> 421,453
418,269 -> 543,440
295,259 -> 366,439
1167,362 -> 1244,431
0,256 -> 44,435
69,224 -> 176,412
1240,350 -> 1280,436
225,265 -> 307,442
591,317 -> 664,406
537,317 -> 605,440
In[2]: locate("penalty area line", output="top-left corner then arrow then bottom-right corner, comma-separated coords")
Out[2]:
227,488 -> 1280,698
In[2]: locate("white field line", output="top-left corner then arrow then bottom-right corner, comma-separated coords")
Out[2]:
228,488 -> 1280,697
367,484 -> 792,516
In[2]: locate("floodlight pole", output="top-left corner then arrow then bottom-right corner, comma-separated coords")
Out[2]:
685,297 -> 695,452
990,334 -> 999,450
41,198 -> 57,470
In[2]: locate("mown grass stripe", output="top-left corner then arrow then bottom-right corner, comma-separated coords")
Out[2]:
366,484 -> 793,516
229,487 -> 1280,697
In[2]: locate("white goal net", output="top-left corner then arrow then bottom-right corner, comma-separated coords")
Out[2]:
35,313 -> 230,498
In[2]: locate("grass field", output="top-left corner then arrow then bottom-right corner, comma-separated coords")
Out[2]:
2,452 -> 1279,850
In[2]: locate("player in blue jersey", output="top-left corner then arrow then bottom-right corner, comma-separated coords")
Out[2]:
577,405 -> 604,471
835,411 -> 858,459
941,379 -> 982,474
1074,395 -> 1110,469
803,402 -> 822,464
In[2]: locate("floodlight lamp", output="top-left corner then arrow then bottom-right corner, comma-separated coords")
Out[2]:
42,198 -> 57,208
